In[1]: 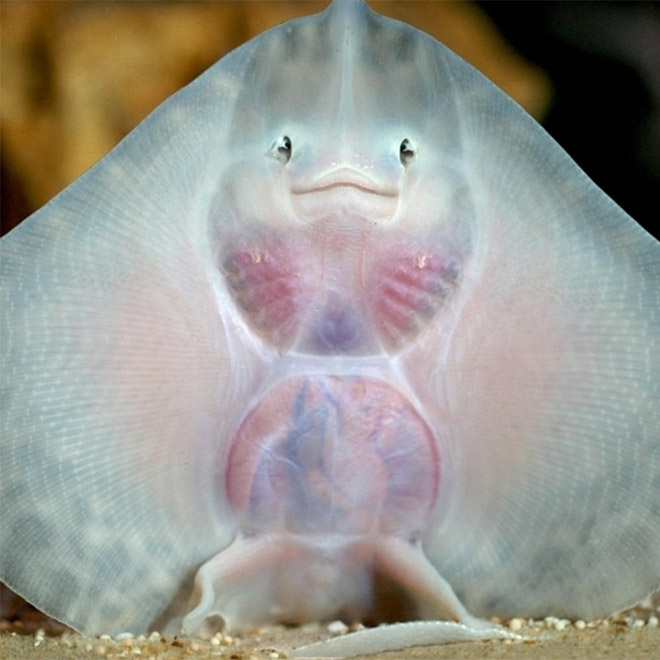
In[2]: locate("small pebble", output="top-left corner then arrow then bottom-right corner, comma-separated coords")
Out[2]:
211,632 -> 233,646
326,620 -> 349,635
648,616 -> 658,628
575,620 -> 586,630
508,618 -> 524,631
543,616 -> 558,629
348,622 -> 365,633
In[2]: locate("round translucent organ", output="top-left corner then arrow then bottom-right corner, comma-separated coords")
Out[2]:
369,248 -> 460,349
227,375 -> 439,537
223,246 -> 308,347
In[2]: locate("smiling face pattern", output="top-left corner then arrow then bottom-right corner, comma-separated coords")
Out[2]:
0,0 -> 658,656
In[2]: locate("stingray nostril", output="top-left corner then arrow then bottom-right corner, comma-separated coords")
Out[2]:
271,135 -> 292,163
399,138 -> 417,166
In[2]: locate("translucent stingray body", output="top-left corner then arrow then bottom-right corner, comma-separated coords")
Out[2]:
1,1 -> 659,657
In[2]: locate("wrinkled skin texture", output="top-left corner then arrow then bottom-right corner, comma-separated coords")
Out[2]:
1,0 -> 659,657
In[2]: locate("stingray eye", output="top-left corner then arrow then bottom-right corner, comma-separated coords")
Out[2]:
399,138 -> 417,166
271,135 -> 292,163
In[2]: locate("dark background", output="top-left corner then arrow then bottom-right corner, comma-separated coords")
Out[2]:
476,0 -> 659,237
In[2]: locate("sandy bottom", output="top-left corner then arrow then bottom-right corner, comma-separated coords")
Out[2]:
2,610 -> 659,660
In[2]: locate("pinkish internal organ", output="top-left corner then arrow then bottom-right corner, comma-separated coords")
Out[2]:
227,376 -> 439,539
223,236 -> 460,354
223,244 -> 309,349
215,153 -> 461,619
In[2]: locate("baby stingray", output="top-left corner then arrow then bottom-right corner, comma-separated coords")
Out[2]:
1,0 -> 658,657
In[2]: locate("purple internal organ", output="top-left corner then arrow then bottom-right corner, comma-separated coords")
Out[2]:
223,239 -> 460,354
227,375 -> 439,537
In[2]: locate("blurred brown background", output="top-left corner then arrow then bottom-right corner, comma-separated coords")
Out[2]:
1,0 -> 551,236
1,1 -> 657,237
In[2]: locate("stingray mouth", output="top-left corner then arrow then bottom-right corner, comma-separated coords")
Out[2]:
292,168 -> 398,197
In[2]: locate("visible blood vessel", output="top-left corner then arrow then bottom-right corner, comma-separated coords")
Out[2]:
226,375 -> 440,538
223,239 -> 459,354
223,246 -> 308,346
369,248 -> 459,349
